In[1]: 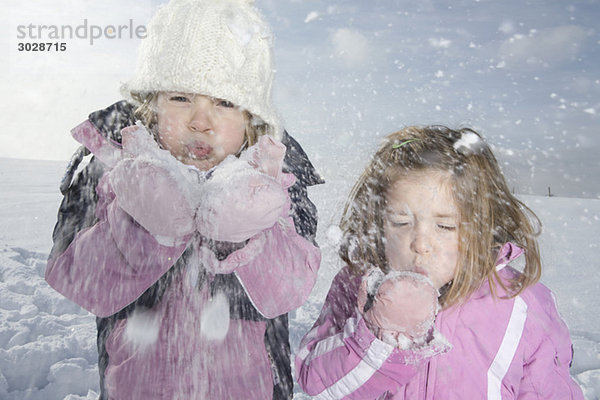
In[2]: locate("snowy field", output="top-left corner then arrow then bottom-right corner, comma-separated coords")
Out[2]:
0,156 -> 599,399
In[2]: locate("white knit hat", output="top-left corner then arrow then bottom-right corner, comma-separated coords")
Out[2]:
122,0 -> 282,138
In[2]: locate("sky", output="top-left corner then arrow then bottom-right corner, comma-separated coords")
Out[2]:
0,0 -> 599,198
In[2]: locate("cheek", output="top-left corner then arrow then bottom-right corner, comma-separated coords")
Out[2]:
156,122 -> 174,145
218,110 -> 246,131
157,114 -> 183,134
437,238 -> 459,280
156,116 -> 188,149
214,126 -> 246,154
384,229 -> 411,265
222,119 -> 246,139
441,237 -> 459,260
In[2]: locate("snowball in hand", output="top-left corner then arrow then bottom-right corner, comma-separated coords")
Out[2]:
360,270 -> 439,341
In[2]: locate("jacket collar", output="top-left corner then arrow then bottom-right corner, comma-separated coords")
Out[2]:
464,242 -> 524,301
495,242 -> 524,271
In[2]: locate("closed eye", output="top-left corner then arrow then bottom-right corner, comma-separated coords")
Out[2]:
389,220 -> 411,228
437,224 -> 457,231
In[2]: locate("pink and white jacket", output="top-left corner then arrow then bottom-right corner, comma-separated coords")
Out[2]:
296,243 -> 583,399
45,101 -> 323,399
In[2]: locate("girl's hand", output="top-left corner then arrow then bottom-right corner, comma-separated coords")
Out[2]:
108,158 -> 199,240
108,123 -> 204,240
358,270 -> 439,345
194,136 -> 293,243
121,122 -> 163,159
195,160 -> 289,243
239,135 -> 286,182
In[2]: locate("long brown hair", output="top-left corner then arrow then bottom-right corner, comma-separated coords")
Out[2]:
339,125 -> 542,308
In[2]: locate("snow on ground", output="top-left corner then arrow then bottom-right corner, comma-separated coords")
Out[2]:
0,156 -> 599,399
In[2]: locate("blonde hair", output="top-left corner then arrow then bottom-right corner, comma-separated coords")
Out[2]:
339,125 -> 542,308
130,92 -> 270,151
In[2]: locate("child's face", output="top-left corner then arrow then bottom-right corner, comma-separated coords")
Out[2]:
383,170 -> 459,290
156,92 -> 246,171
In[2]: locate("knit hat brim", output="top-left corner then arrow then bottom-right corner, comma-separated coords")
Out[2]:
121,0 -> 282,139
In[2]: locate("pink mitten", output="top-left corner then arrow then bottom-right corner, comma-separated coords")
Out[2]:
239,135 -> 286,182
195,161 -> 288,242
358,270 -> 439,345
195,136 -> 291,243
108,124 -> 204,240
121,122 -> 161,158
197,234 -> 267,274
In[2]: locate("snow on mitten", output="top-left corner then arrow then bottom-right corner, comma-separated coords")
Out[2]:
195,159 -> 288,242
108,123 -> 205,241
121,122 -> 159,158
195,136 -> 292,243
358,269 -> 440,347
239,135 -> 286,181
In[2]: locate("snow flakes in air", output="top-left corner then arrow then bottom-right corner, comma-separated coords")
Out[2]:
499,20 -> 516,35
331,28 -> 370,66
453,131 -> 484,155
326,225 -> 343,246
226,12 -> 266,47
428,37 -> 451,48
304,11 -> 319,23
125,309 -> 160,347
200,291 -> 230,341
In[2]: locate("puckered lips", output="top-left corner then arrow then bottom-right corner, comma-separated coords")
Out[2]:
187,141 -> 212,159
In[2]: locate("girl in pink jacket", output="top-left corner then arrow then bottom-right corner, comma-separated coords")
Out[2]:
295,126 -> 583,399
45,0 -> 322,398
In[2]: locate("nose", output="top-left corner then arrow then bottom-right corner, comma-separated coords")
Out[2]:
188,98 -> 213,133
411,227 -> 432,255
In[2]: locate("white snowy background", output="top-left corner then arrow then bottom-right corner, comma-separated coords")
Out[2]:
0,0 -> 599,399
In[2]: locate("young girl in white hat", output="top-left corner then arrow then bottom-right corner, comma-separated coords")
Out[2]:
46,0 -> 323,398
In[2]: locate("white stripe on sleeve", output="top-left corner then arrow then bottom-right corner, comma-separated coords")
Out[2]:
314,323 -> 394,400
298,315 -> 359,365
487,296 -> 528,400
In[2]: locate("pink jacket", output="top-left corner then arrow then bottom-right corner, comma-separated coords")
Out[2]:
46,118 -> 321,399
295,244 -> 583,399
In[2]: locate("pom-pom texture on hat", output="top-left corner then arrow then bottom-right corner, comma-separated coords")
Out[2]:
122,0 -> 281,138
